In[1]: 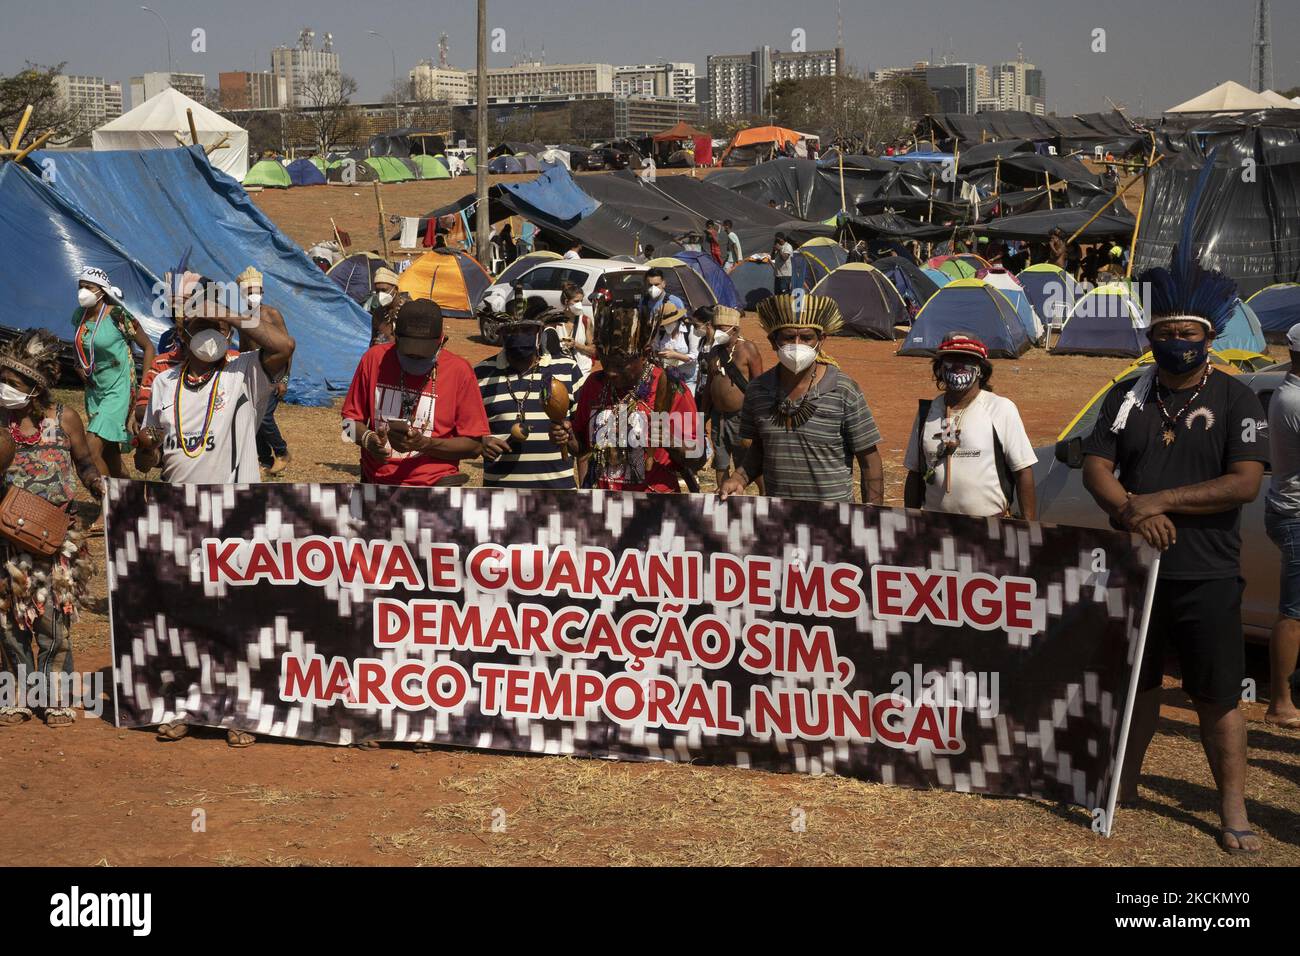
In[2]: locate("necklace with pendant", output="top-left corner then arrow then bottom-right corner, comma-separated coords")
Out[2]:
1154,366 -> 1211,447
772,365 -> 823,430
505,362 -> 538,442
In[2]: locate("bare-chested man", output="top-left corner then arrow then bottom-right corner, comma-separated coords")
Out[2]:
698,306 -> 765,492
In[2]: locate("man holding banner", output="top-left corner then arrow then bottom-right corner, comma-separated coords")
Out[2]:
1081,254 -> 1266,855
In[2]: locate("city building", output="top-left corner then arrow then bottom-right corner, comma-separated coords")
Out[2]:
706,46 -> 843,121
272,29 -> 341,108
129,71 -> 206,108
409,61 -> 471,104
614,63 -> 696,103
925,63 -> 979,115
53,74 -> 123,136
218,71 -> 285,110
875,53 -> 1048,115
468,62 -> 614,99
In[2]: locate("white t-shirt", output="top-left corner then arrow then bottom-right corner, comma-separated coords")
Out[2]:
775,242 -> 795,277
562,250 -> 580,260
143,351 -> 273,484
903,390 -> 1037,517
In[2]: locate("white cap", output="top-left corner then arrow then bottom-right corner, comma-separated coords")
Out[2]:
1287,323 -> 1300,351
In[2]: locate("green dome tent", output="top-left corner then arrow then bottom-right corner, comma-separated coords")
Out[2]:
363,156 -> 416,183
243,159 -> 291,188
408,154 -> 451,180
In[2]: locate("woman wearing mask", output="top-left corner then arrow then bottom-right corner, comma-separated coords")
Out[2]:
364,267 -> 408,347
72,267 -> 156,478
546,283 -> 595,378
0,330 -> 103,728
903,335 -> 1038,519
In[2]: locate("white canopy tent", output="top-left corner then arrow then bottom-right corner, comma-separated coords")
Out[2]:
1166,80 -> 1277,116
92,88 -> 249,181
1259,89 -> 1300,110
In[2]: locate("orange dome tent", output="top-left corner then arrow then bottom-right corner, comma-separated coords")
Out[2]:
397,249 -> 492,318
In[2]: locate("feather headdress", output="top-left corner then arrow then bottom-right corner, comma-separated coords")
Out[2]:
756,293 -> 842,366
0,329 -> 64,391
1136,148 -> 1238,335
593,300 -> 655,360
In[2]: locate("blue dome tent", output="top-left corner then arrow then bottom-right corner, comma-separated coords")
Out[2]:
898,278 -> 1031,358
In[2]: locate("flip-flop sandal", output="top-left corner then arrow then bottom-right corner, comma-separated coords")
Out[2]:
43,708 -> 75,727
226,729 -> 256,749
1263,714 -> 1300,730
0,706 -> 33,726
1219,828 -> 1261,855
156,721 -> 189,741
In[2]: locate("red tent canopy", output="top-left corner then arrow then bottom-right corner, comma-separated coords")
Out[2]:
652,121 -> 708,143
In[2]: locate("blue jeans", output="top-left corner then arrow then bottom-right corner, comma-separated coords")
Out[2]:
256,389 -> 288,466
1265,509 -> 1300,619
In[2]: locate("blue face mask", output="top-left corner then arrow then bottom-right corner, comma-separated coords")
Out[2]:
397,351 -> 437,376
1150,335 -> 1209,374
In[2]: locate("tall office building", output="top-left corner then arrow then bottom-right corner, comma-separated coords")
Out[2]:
467,62 -> 614,99
409,61 -> 471,103
614,63 -> 696,103
218,71 -> 285,110
706,46 -> 843,120
272,29 -> 342,108
53,74 -> 123,136
129,71 -> 207,107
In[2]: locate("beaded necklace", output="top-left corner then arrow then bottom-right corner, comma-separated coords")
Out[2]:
174,361 -> 224,459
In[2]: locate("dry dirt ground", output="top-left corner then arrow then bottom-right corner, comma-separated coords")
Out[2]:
0,176 -> 1295,868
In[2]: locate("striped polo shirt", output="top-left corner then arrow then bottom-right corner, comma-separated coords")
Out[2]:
475,352 -> 580,489
738,364 -> 881,501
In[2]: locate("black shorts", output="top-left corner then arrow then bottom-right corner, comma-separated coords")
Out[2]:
1138,577 -> 1245,705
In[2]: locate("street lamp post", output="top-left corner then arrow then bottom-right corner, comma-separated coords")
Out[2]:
368,31 -> 400,127
140,6 -> 173,77
475,0 -> 490,262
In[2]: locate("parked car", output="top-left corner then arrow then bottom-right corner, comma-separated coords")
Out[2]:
1035,361 -> 1288,642
477,258 -> 640,343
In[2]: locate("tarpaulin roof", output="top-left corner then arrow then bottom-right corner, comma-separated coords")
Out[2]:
27,145 -> 369,404
498,164 -> 599,223
973,197 -> 1136,242
653,121 -> 708,142
921,110 -> 1136,148
711,158 -> 884,221
367,129 -> 447,158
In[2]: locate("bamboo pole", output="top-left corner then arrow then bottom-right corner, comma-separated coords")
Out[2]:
993,156 -> 1001,198
11,129 -> 56,165
204,135 -> 230,156
1064,154 -> 1163,246
1125,134 -> 1161,279
1045,171 -> 1053,211
330,217 -> 349,254
186,108 -> 199,146
927,173 -> 936,223
10,105 -> 33,152
374,181 -> 391,262
838,148 -> 847,213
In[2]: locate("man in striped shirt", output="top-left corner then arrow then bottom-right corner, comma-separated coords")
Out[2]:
476,308 -> 580,489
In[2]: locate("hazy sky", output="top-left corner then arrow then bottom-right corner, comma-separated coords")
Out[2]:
4,0 -> 1297,115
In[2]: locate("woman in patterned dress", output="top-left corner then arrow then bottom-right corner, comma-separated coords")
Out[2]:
0,331 -> 104,728
72,267 -> 155,478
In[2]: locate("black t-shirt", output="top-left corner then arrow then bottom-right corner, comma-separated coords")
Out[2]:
1082,369 -> 1268,580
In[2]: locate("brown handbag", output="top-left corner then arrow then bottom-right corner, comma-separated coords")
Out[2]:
0,485 -> 73,558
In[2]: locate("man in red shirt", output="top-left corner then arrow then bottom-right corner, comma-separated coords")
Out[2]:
551,300 -> 703,492
342,299 -> 489,486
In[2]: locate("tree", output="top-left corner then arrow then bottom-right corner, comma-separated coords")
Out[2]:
767,73 -> 913,151
291,69 -> 363,154
0,62 -> 78,145
1280,86 -> 1300,101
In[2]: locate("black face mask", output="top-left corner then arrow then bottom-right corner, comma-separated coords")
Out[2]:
503,333 -> 538,362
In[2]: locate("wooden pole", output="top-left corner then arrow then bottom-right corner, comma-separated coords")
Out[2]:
330,216 -> 349,254
186,108 -> 199,146
993,156 -> 1001,198
10,105 -> 33,152
374,180 -> 391,262
1064,155 -> 1163,246
1126,134 -> 1161,279
1045,171 -> 1053,211
838,148 -> 846,214
11,129 -> 56,165
927,173 -> 936,223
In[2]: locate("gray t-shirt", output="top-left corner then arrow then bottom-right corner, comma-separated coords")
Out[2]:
1268,372 -> 1300,515
774,242 -> 795,277
739,364 -> 881,501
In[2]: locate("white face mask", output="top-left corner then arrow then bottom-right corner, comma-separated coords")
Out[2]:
246,292 -> 263,310
188,328 -> 228,363
713,329 -> 733,346
778,343 -> 818,374
0,383 -> 34,409
647,285 -> 664,300
375,291 -> 394,307
77,288 -> 100,308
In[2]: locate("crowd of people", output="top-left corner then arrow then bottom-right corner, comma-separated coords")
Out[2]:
0,219 -> 1293,857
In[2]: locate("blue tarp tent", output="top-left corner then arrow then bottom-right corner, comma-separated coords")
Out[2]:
1218,299 -> 1267,353
1053,284 -> 1147,357
0,162 -> 164,342
727,257 -> 775,310
498,164 -> 599,223
898,278 -> 1031,357
1245,284 -> 1300,338
286,157 -> 327,186
673,250 -> 742,310
27,146 -> 369,404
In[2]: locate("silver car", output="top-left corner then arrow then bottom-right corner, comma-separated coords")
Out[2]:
1035,363 -> 1287,642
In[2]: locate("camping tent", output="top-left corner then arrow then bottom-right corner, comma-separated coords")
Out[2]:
871,256 -> 941,315
1166,80 -> 1279,116
791,250 -> 832,293
243,159 -> 292,188
653,121 -> 713,167
1244,284 -> 1300,339
1053,283 -> 1147,356
1017,263 -> 1081,327
328,252 -> 392,304
672,250 -> 742,310
398,249 -> 492,318
898,279 -> 1031,358
718,126 -> 809,166
978,267 -> 1044,344
727,256 -> 776,310
326,159 -> 377,183
927,255 -> 982,281
488,155 -> 527,175
24,145 -> 367,404
286,157 -> 326,186
92,88 -> 249,181
645,257 -> 717,313
811,264 -> 909,340
799,237 -> 849,272
1218,299 -> 1268,353
407,154 -> 451,180
364,157 -> 416,183
922,266 -> 952,289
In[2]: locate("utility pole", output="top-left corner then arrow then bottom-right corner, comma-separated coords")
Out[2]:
1251,0 -> 1272,92
475,0 -> 490,262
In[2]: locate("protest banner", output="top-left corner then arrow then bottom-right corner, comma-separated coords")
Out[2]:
107,480 -> 1157,824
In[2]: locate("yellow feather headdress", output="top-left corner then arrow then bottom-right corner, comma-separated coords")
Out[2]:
756,293 -> 842,366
